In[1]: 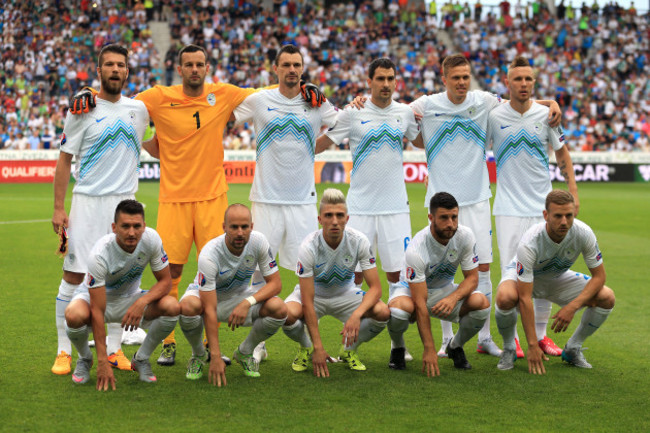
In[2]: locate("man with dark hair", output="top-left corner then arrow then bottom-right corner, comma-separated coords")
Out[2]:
410,53 -> 562,358
403,192 -> 490,374
316,57 -> 422,370
488,56 -> 579,359
64,200 -> 180,389
495,190 -> 615,373
51,44 -> 150,375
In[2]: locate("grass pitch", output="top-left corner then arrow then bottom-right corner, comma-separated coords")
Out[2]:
0,182 -> 648,432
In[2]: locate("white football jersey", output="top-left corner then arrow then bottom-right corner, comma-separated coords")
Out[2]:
195,231 -> 278,298
85,228 -> 168,297
404,224 -> 479,290
60,97 -> 149,196
295,227 -> 376,298
410,90 -> 500,207
234,89 -> 338,204
511,220 -> 603,283
326,100 -> 419,215
489,102 -> 564,217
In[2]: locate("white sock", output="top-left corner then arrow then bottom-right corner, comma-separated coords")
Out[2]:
534,298 -> 553,340
282,320 -> 312,347
240,316 -> 286,354
451,307 -> 489,349
56,280 -> 78,354
136,316 -> 178,361
388,307 -> 410,348
66,324 -> 92,360
106,323 -> 123,355
566,306 -> 612,349
347,318 -> 387,351
495,306 -> 517,351
441,320 -> 454,341
179,315 -> 205,357
477,271 -> 492,341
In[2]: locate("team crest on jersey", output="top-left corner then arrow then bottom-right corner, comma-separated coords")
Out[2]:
136,253 -> 146,264
343,254 -> 353,265
406,267 -> 416,280
60,133 -> 67,147
207,93 -> 216,106
129,110 -> 136,123
297,261 -> 304,275
87,274 -> 96,286
534,122 -> 543,133
244,255 -> 255,266
198,272 -> 206,286
516,262 -> 524,276
447,249 -> 458,262
467,106 -> 476,116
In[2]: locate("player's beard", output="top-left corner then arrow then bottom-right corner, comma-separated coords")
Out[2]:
101,74 -> 125,96
433,224 -> 456,241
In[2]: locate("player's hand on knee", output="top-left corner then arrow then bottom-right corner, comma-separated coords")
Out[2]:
341,315 -> 361,346
228,302 -> 250,330
122,301 -> 145,331
300,81 -> 326,107
69,87 -> 97,115
550,306 -> 576,333
422,348 -> 440,377
208,356 -> 227,387
431,298 -> 454,319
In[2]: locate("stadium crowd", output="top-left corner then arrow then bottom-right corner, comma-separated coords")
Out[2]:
1,0 -> 648,152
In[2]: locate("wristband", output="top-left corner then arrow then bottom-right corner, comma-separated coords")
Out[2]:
246,296 -> 257,306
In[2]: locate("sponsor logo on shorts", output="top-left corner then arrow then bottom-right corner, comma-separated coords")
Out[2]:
516,262 -> 524,276
406,267 -> 415,280
297,261 -> 304,275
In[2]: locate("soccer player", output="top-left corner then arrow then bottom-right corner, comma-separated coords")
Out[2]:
488,56 -> 579,358
282,189 -> 390,376
64,200 -> 180,389
232,44 -> 338,360
70,44 -> 323,366
404,192 -> 490,374
178,204 -> 286,384
315,58 -> 422,370
51,44 -> 149,375
494,190 -> 615,373
410,53 -> 561,358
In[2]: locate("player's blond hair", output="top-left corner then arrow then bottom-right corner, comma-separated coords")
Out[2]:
545,190 -> 575,211
319,188 -> 347,213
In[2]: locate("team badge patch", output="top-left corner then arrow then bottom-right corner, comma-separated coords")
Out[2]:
161,247 -> 168,263
406,267 -> 416,280
516,262 -> 524,276
198,272 -> 206,286
472,255 -> 479,263
207,93 -> 216,106
297,261 -> 304,275
87,274 -> 96,286
269,260 -> 277,269
60,133 -> 67,147
369,257 -> 376,265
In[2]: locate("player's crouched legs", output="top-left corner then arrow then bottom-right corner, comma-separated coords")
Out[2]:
132,295 -> 180,383
494,280 -> 520,370
65,298 -> 95,384
445,293 -> 490,370
562,286 -> 615,369
282,288 -> 314,372
340,301 -> 390,371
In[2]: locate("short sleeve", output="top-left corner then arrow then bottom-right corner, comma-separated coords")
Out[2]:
325,108 -> 352,145
515,243 -> 536,284
405,244 -> 426,284
403,108 -> 420,142
197,250 -> 219,292
60,111 -> 86,156
256,235 -> 279,277
459,231 -> 479,271
319,101 -> 339,128
86,254 -> 108,289
232,91 -> 258,125
549,123 -> 564,151
410,95 -> 428,116
581,227 -> 604,270
356,234 -> 376,271
482,91 -> 503,112
147,231 -> 169,272
295,238 -> 315,278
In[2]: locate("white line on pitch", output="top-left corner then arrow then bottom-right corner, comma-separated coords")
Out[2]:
0,219 -> 50,225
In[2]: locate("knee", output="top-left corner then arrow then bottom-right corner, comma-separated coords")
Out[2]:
388,296 -> 414,314
495,284 -> 518,310
65,304 -> 89,328
265,298 -> 288,319
598,286 -> 615,309
180,297 -> 201,316
374,302 -> 391,321
468,305 -> 490,322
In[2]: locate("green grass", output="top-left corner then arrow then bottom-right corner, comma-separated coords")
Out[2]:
1,182 -> 648,432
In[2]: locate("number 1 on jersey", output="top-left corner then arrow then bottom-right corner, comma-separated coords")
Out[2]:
193,111 -> 201,129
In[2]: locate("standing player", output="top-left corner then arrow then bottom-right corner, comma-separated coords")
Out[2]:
494,190 -> 614,373
282,189 -> 390,376
488,56 -> 579,358
404,192 -> 490,374
232,44 -> 338,360
70,44 -> 324,365
64,200 -> 180,389
52,44 -> 149,375
315,58 -> 422,369
410,53 -> 561,358
178,204 -> 287,384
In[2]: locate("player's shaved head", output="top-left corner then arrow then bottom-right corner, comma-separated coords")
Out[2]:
224,203 -> 252,224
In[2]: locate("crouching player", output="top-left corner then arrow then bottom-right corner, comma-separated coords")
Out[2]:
178,204 -> 286,385
65,200 -> 180,390
403,192 -> 491,376
282,189 -> 390,377
495,190 -> 615,373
